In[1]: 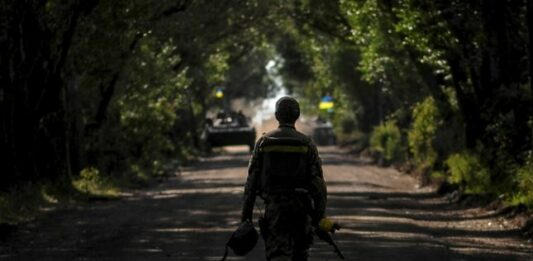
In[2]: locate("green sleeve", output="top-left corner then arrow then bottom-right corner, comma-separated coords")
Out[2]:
241,138 -> 263,221
307,142 -> 327,223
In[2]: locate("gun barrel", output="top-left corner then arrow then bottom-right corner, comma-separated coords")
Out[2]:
334,245 -> 345,259
315,228 -> 344,260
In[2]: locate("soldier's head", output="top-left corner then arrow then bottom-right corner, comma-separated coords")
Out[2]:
275,96 -> 300,125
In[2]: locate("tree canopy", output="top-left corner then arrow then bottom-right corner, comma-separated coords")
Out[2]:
1,0 -> 532,205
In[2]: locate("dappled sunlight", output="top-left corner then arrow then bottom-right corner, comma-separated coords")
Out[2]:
2,0 -> 533,260
311,153 -> 533,260
145,186 -> 243,198
5,149 -> 532,260
153,227 -> 234,233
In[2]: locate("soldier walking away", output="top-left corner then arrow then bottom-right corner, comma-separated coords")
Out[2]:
241,97 -> 339,261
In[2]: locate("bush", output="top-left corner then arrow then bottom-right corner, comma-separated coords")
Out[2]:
408,96 -> 441,168
73,167 -> 119,197
446,152 -> 491,194
0,178 -> 80,224
516,154 -> 533,207
0,184 -> 43,223
370,120 -> 404,165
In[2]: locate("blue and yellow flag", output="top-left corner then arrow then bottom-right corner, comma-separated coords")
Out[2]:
215,88 -> 224,99
319,96 -> 334,110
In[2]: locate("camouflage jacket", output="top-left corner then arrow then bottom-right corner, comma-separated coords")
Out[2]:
241,124 -> 327,223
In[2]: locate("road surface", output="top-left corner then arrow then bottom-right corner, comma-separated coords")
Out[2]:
2,146 -> 532,260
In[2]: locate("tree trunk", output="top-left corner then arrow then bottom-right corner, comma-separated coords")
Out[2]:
528,0 -> 533,150
448,56 -> 481,149
0,0 -> 96,188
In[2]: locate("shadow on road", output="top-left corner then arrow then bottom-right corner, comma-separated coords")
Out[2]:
326,192 -> 532,260
3,148 -> 532,260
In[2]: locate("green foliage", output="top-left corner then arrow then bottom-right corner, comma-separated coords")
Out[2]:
73,167 -> 119,197
393,0 -> 452,75
0,170 -> 121,224
297,0 -> 533,206
408,96 -> 441,167
0,184 -> 44,224
430,171 -> 446,182
205,52 -> 230,84
67,0 -> 280,184
514,154 -> 533,207
334,109 -> 363,147
2,0 -> 533,216
115,37 -> 191,177
446,152 -> 491,194
343,0 -> 392,84
370,120 -> 404,164
225,46 -> 275,100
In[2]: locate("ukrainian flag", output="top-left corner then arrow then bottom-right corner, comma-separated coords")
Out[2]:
215,88 -> 224,99
319,96 -> 334,110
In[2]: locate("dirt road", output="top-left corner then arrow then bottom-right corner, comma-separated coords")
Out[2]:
2,146 -> 533,260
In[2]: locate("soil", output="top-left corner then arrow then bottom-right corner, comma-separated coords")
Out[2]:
1,146 -> 532,260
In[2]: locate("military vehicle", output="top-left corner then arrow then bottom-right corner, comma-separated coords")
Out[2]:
310,118 -> 336,146
204,110 -> 256,151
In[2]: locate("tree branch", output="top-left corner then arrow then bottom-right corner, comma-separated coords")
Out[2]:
153,0 -> 191,21
86,33 -> 142,133
55,0 -> 99,74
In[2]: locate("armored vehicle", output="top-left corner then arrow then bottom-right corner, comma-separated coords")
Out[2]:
310,118 -> 336,146
204,111 -> 256,151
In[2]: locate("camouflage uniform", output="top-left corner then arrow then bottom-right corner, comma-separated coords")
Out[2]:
241,123 -> 327,261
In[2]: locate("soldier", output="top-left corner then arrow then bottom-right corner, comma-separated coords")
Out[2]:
241,96 -> 328,261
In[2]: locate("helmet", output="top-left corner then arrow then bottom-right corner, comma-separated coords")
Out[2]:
275,96 -> 300,124
226,220 -> 258,256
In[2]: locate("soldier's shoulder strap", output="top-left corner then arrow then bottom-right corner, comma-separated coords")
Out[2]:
260,136 -> 311,154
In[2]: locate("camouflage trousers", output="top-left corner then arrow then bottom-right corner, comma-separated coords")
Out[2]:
260,195 -> 313,261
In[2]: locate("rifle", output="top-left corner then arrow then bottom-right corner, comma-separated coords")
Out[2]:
301,191 -> 344,259
314,224 -> 344,259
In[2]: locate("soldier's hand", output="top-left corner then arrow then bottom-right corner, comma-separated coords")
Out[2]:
332,222 -> 341,231
318,217 -> 340,233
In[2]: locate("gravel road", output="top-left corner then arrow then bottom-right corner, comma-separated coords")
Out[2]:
2,146 -> 533,260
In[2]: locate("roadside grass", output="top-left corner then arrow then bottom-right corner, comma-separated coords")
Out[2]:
0,183 -> 46,224
337,130 -> 369,154
72,167 -> 120,199
509,160 -> 533,208
0,161 -> 183,226
516,158 -> 533,208
0,159 -> 183,226
0,169 -> 120,225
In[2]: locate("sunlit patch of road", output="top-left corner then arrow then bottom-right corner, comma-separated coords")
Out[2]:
3,146 -> 533,260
